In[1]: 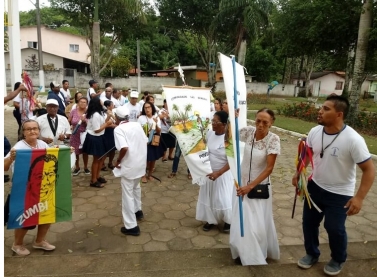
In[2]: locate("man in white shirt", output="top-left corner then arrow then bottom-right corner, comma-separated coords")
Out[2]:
60,80 -> 71,105
113,105 -> 148,236
292,95 -> 375,276
87,80 -> 101,102
36,99 -> 71,146
112,89 -> 126,108
100,87 -> 113,104
125,91 -> 140,122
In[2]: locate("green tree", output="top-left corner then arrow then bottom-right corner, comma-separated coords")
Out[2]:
51,0 -> 145,80
216,0 -> 273,65
349,0 -> 373,124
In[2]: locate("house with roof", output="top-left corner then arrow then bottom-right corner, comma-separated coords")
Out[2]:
4,25 -> 90,73
292,71 -> 376,98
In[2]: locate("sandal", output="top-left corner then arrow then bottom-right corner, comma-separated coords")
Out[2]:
90,181 -> 104,188
162,158 -> 168,163
188,173 -> 192,180
168,172 -> 176,178
101,166 -> 108,171
141,176 -> 148,183
108,163 -> 115,170
168,156 -> 174,160
97,177 -> 107,183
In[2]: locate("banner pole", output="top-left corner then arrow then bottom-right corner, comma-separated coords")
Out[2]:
231,55 -> 244,237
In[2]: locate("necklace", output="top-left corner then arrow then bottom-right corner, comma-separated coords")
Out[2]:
23,140 -> 39,149
320,125 -> 346,158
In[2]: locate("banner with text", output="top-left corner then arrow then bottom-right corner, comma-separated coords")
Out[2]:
163,86 -> 212,185
218,53 -> 248,184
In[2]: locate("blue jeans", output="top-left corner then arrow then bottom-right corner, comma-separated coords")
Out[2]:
303,180 -> 352,263
172,143 -> 190,174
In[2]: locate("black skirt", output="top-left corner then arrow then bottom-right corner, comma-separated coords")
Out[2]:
103,127 -> 115,152
161,132 -> 176,149
147,143 -> 164,162
82,133 -> 106,157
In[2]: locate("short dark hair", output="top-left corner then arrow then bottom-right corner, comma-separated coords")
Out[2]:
146,95 -> 154,102
14,82 -> 21,91
141,101 -> 156,116
104,100 -> 113,107
214,111 -> 228,124
143,91 -> 150,96
256,108 -> 275,121
62,80 -> 68,85
326,94 -> 350,119
105,83 -> 112,88
74,92 -> 83,103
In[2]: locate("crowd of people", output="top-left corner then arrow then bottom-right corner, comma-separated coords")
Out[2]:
4,82 -> 375,276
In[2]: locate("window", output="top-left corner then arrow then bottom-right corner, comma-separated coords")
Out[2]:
335,81 -> 343,90
69,44 -> 79,52
27,41 -> 38,49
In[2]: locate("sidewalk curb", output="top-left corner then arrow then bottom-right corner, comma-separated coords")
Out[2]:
247,119 -> 377,161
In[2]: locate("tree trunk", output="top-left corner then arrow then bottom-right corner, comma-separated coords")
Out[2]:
91,0 -> 100,80
304,55 -> 315,97
237,40 -> 247,66
348,0 -> 372,124
342,46 -> 355,98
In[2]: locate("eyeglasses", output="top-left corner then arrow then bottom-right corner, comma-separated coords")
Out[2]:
24,127 -> 39,132
211,120 -> 222,125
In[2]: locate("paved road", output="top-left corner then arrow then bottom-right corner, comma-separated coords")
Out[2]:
3,109 -> 377,257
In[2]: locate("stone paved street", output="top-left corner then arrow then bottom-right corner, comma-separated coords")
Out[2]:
3,109 -> 377,257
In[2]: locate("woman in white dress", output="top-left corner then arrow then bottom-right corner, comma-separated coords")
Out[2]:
196,111 -> 234,233
230,108 -> 280,265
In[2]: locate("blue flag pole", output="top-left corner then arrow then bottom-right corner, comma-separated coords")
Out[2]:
231,55 -> 244,237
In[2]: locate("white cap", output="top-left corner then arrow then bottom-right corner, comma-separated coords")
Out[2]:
46,99 -> 59,106
51,81 -> 60,87
115,106 -> 130,118
130,91 -> 139,98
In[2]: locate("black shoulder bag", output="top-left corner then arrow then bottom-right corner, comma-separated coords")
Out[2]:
247,132 -> 270,199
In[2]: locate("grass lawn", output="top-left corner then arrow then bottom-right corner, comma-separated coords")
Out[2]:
247,112 -> 377,155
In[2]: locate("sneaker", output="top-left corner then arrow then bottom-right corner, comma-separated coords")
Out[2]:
84,168 -> 91,175
223,223 -> 231,233
33,240 -> 56,251
135,210 -> 144,220
72,168 -> 81,176
120,226 -> 140,236
298,254 -> 319,269
11,244 -> 30,256
202,222 -> 214,231
324,259 -> 344,276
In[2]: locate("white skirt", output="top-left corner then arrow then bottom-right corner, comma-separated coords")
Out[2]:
196,170 -> 233,225
229,185 -> 280,265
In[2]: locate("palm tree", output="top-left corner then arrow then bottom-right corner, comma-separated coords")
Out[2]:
216,0 -> 272,65
348,0 -> 373,125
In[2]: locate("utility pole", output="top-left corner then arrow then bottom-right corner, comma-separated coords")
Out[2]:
137,39 -> 141,93
36,0 -> 45,92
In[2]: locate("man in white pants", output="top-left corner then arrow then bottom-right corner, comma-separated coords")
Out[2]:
113,106 -> 148,236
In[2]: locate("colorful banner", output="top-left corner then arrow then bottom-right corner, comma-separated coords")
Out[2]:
163,86 -> 212,185
8,148 -> 72,229
218,53 -> 248,183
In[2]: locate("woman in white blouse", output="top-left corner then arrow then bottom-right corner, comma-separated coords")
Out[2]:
82,97 -> 112,188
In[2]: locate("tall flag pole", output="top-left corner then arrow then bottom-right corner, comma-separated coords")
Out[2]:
231,55 -> 244,237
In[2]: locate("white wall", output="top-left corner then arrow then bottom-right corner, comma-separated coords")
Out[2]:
4,48 -> 64,70
216,82 -> 295,96
20,26 -> 90,63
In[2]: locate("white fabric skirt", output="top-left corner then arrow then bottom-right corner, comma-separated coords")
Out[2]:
196,170 -> 233,225
229,185 -> 280,265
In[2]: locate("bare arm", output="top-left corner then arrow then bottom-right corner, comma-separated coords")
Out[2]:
114,147 -> 128,168
4,84 -> 26,104
237,154 -> 278,196
345,159 -> 375,216
206,162 -> 230,180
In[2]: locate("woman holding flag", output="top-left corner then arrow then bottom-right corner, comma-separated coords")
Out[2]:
196,111 -> 233,233
4,120 -> 55,256
230,108 -> 280,265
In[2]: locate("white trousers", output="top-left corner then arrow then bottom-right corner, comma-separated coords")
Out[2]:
121,176 -> 142,229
